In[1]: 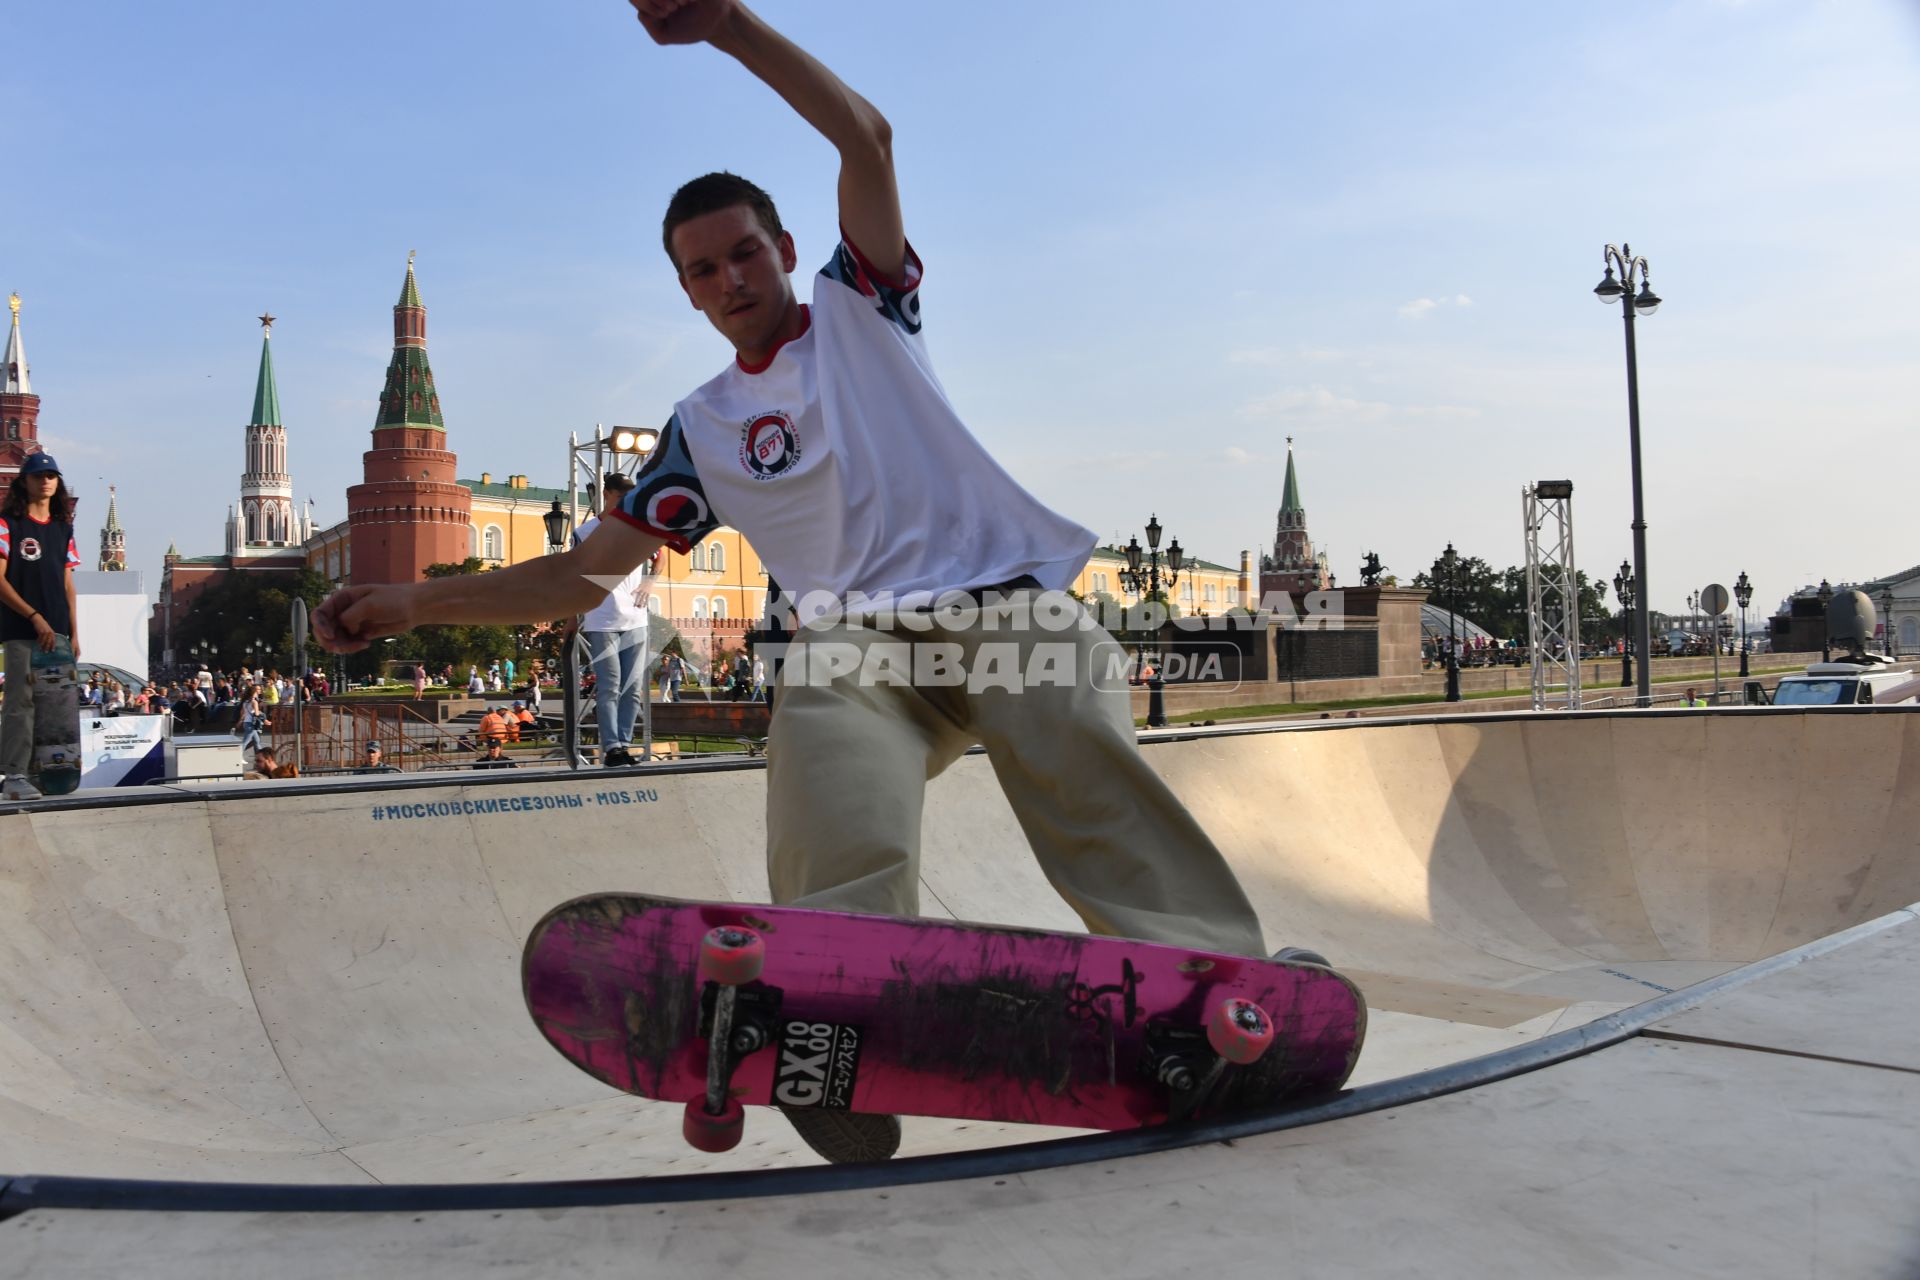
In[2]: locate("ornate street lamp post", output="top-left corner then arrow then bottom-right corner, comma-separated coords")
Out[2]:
1594,244 -> 1661,707
1613,560 -> 1636,689
1120,514 -> 1184,729
1734,571 -> 1753,678
1441,543 -> 1462,703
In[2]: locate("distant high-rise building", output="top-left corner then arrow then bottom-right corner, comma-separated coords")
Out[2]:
344,254 -> 471,584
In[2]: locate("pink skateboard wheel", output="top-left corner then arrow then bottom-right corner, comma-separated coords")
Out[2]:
697,926 -> 766,985
1207,997 -> 1275,1065
683,1096 -> 745,1152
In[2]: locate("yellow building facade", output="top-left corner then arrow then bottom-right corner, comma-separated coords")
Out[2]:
308,472 -> 1248,626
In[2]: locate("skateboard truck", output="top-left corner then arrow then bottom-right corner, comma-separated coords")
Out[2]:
685,926 -> 781,1152
1146,997 -> 1276,1123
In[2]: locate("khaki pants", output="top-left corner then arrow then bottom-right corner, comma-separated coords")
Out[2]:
763,592 -> 1267,956
1,638 -> 37,780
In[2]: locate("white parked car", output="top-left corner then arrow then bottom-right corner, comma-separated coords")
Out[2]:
1767,661 -> 1920,706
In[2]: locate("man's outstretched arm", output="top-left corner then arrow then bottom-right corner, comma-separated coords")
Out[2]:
630,0 -> 906,279
313,518 -> 664,654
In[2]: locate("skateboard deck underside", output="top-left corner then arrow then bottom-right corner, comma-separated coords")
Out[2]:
523,894 -> 1366,1132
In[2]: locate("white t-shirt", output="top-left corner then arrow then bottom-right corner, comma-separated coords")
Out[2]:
610,235 -> 1095,609
575,515 -> 652,632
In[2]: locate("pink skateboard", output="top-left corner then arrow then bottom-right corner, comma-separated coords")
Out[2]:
522,893 -> 1367,1154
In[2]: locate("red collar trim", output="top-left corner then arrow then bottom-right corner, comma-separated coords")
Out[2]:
735,304 -> 811,375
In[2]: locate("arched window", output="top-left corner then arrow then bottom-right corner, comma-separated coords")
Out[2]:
483,525 -> 504,560
245,503 -> 260,544
709,542 -> 726,573
690,544 -> 706,572
647,596 -> 663,616
1901,616 -> 1919,652
691,597 -> 707,620
1204,583 -> 1216,603
711,597 -> 728,619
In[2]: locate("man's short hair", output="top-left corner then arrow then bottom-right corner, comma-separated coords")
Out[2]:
662,172 -> 783,271
603,473 -> 636,495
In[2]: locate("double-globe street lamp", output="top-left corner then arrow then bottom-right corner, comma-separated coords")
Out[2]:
1594,244 -> 1662,707
1120,514 -> 1183,730
1613,560 -> 1636,689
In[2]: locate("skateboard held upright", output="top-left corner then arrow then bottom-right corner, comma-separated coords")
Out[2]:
29,636 -> 82,796
523,893 -> 1366,1158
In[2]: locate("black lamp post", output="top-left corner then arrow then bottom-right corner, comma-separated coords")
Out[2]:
1817,578 -> 1834,661
1734,571 -> 1753,678
1594,244 -> 1661,707
1613,560 -> 1636,689
1120,514 -> 1183,729
543,497 -> 582,769
542,498 -> 571,552
1441,543 -> 1462,703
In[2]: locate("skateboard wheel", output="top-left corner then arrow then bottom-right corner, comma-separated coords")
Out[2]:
697,926 -> 766,985
1206,997 -> 1275,1065
683,1096 -> 745,1152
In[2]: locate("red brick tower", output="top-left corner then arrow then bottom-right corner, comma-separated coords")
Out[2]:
0,292 -> 44,485
345,254 -> 472,584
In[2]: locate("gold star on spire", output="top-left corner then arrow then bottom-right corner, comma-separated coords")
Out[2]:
259,312 -> 276,333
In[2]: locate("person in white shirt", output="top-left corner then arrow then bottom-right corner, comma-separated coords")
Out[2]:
575,473 -> 652,767
315,0 -> 1278,1162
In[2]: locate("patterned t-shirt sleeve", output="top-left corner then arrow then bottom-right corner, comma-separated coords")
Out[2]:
65,537 -> 80,569
0,517 -> 9,560
608,414 -> 723,553
819,230 -> 924,336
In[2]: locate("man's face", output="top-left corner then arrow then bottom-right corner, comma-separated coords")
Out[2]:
671,204 -> 798,354
366,748 -> 381,764
27,472 -> 59,498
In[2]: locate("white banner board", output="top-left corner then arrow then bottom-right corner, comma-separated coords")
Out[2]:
81,714 -> 169,788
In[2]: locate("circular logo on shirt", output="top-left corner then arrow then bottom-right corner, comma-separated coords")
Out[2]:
644,485 -> 712,535
18,536 -> 42,562
740,412 -> 802,480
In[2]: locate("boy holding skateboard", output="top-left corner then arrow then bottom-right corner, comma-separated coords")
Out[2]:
317,0 -> 1303,1161
0,453 -> 82,801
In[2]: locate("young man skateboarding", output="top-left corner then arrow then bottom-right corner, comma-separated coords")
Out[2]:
316,0 -> 1298,1162
0,453 -> 82,801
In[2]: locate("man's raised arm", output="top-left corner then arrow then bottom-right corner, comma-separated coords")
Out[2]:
630,0 -> 906,279
313,517 -> 663,654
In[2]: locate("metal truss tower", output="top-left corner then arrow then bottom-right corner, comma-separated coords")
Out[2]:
1524,481 -> 1582,711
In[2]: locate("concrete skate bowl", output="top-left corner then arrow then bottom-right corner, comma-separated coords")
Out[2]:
1,705 -> 1915,1195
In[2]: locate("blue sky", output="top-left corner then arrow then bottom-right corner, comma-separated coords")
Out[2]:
7,1 -> 1918,621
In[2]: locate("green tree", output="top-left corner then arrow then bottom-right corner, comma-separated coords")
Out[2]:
173,568 -> 332,676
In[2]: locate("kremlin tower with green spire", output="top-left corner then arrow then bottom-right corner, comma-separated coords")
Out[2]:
1260,437 -> 1331,595
227,313 -> 311,556
344,253 -> 472,584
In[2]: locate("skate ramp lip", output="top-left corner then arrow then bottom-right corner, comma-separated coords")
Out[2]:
2,706 -> 1916,1192
2,900 -> 1908,1214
